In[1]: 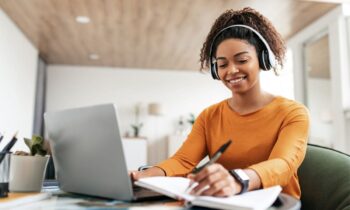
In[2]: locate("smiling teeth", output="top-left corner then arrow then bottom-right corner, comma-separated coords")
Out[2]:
229,77 -> 244,84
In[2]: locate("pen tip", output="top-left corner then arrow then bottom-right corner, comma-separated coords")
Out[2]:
14,131 -> 19,138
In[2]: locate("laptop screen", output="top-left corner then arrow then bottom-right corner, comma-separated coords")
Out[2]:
45,104 -> 135,200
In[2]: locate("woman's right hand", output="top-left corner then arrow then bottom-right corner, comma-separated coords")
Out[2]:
130,167 -> 166,182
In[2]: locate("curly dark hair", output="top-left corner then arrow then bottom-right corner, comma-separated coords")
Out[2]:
199,7 -> 286,74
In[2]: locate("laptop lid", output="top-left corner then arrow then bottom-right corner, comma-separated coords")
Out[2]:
44,104 -> 135,200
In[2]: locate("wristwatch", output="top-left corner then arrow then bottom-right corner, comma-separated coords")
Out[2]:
229,169 -> 250,194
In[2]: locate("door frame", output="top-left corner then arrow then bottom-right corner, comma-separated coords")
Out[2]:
288,4 -> 350,153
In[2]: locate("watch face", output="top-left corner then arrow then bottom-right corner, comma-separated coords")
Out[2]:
235,169 -> 250,181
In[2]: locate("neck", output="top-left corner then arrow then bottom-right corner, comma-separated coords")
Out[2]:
229,84 -> 273,114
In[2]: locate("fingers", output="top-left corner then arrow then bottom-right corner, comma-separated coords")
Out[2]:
186,165 -> 247,197
191,169 -> 222,193
130,171 -> 141,181
191,163 -> 222,183
201,179 -> 235,196
188,164 -> 236,197
211,186 -> 235,197
128,170 -> 137,177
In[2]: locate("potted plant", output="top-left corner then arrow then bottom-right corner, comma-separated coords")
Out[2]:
131,123 -> 143,138
9,135 -> 49,192
130,103 -> 144,137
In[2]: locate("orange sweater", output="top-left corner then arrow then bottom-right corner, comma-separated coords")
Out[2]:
157,96 -> 309,199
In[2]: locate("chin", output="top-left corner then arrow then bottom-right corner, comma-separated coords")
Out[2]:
232,89 -> 247,95
226,87 -> 246,95
225,84 -> 246,94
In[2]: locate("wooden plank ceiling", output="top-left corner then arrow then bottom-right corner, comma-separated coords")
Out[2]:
0,0 -> 337,71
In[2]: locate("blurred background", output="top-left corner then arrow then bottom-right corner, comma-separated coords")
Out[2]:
0,0 -> 350,167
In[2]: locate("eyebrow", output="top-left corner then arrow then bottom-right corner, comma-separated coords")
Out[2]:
216,51 -> 249,61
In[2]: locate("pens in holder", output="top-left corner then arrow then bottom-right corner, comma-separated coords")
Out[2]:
1,132 -> 18,153
185,139 -> 232,193
0,132 -> 3,144
0,132 -> 18,164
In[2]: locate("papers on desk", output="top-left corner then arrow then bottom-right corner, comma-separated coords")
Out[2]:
0,192 -> 51,209
135,177 -> 281,210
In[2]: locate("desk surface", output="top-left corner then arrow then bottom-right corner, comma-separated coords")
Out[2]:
8,188 -> 300,210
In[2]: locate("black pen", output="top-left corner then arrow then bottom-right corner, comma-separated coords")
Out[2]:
185,139 -> 232,192
1,132 -> 18,153
0,132 -> 18,164
192,139 -> 232,174
0,132 -> 3,144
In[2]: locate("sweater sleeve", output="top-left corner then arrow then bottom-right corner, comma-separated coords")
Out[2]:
156,110 -> 208,176
248,106 -> 309,188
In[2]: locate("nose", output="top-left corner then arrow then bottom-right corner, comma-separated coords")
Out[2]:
228,65 -> 239,74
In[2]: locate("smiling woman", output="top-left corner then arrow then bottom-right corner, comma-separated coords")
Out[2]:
132,7 -> 310,200
216,39 -> 260,94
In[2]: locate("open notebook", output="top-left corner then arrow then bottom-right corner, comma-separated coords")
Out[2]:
135,177 -> 281,210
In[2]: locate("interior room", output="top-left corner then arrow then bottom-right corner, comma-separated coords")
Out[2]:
1,0 -> 350,209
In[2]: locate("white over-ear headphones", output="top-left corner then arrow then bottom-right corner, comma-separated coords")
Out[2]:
209,24 -> 276,80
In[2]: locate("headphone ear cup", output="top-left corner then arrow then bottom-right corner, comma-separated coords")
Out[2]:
210,62 -> 220,80
260,50 -> 271,71
258,54 -> 265,70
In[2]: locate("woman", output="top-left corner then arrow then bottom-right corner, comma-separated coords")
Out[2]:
132,7 -> 309,199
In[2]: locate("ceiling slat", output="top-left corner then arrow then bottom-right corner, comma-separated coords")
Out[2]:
0,0 -> 337,71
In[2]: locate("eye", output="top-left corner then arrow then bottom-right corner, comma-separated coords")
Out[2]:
238,60 -> 248,64
218,64 -> 228,68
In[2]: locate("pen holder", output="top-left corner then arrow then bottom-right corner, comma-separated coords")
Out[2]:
9,154 -> 49,192
0,152 -> 10,197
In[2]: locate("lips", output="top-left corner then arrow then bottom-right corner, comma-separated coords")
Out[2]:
226,76 -> 247,84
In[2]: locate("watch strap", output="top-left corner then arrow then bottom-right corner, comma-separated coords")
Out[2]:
229,169 -> 249,194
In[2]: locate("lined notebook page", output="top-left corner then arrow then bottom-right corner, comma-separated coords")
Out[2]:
192,186 -> 282,210
135,176 -> 195,200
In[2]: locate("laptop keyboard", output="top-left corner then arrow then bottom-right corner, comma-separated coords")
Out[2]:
132,185 -> 167,200
42,179 -> 167,201
43,179 -> 59,187
133,186 -> 142,192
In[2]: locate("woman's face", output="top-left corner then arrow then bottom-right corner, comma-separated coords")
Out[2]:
215,38 -> 260,94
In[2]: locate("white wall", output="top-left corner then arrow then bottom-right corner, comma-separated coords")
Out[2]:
260,49 -> 294,100
46,64 -> 294,164
0,9 -> 38,151
308,79 -> 333,147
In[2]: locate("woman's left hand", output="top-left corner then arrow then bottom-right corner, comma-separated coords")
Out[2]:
187,163 -> 242,197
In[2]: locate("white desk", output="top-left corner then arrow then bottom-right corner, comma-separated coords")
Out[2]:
6,188 -> 301,210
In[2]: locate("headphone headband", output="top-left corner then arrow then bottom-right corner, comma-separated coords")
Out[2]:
209,24 -> 276,80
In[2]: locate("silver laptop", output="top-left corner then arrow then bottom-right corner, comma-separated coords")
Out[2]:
44,104 -> 163,201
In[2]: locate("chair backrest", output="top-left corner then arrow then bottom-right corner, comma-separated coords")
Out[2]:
298,144 -> 350,210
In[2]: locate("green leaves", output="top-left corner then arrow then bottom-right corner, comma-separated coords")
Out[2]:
23,135 -> 47,156
131,123 -> 143,130
187,113 -> 196,125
